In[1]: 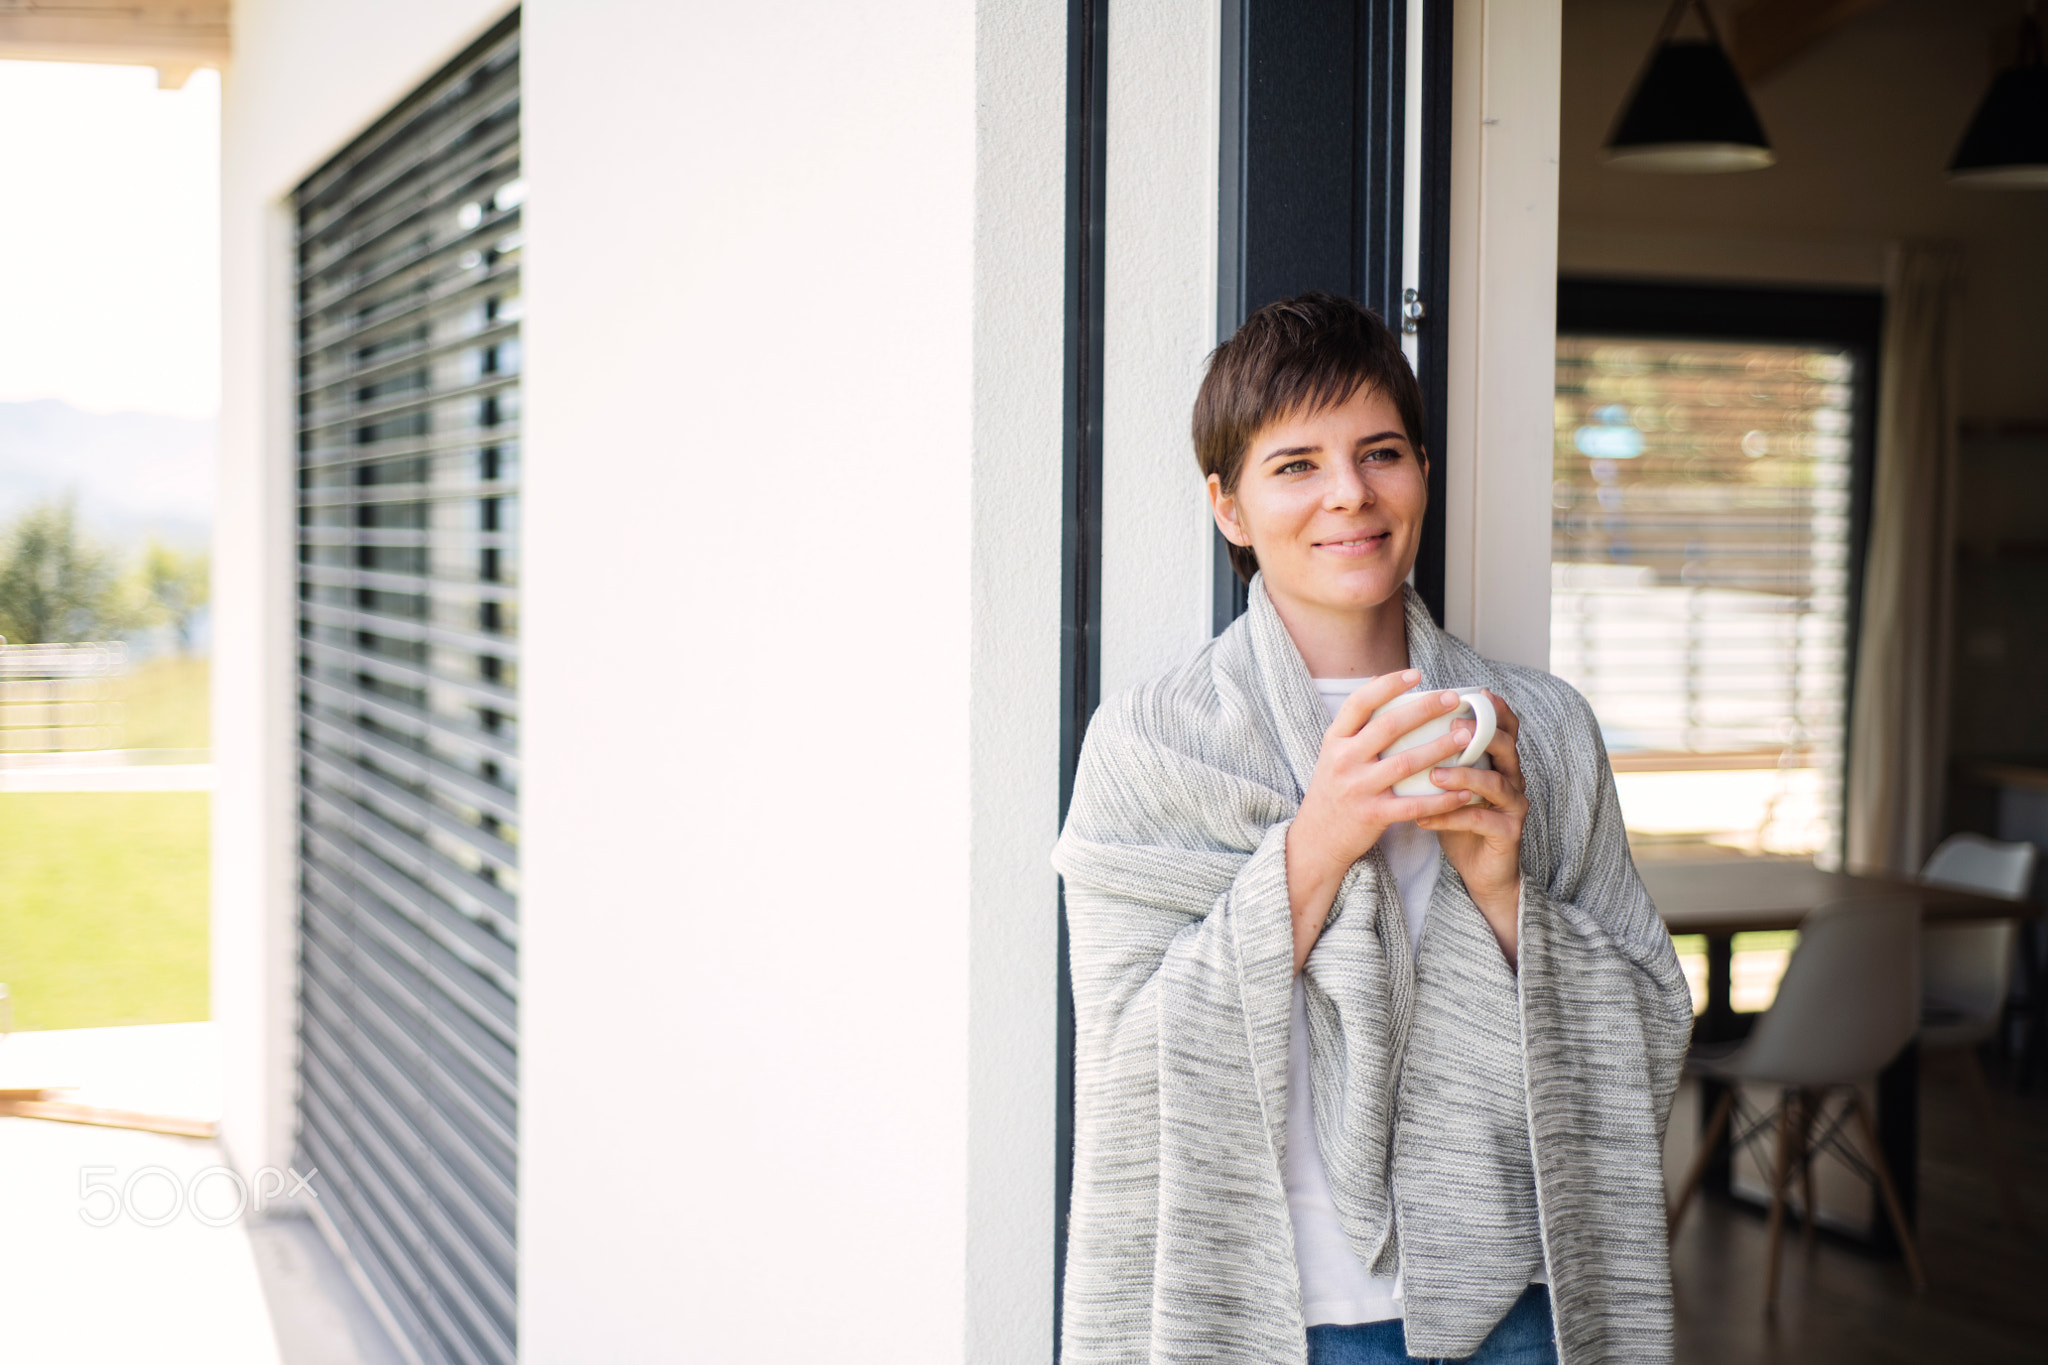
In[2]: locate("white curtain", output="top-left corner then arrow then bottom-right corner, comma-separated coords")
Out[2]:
1845,243 -> 1964,876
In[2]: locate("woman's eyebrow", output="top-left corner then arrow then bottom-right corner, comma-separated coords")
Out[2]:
1260,444 -> 1321,463
1261,431 -> 1407,464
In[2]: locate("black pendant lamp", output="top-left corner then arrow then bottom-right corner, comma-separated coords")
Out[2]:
1949,6 -> 2048,188
1604,0 -> 1775,172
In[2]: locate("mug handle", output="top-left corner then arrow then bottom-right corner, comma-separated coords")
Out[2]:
1455,692 -> 1497,767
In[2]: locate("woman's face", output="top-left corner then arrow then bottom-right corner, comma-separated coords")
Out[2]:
1208,383 -> 1428,624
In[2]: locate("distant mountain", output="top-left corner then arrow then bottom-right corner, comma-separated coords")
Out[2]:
0,400 -> 214,549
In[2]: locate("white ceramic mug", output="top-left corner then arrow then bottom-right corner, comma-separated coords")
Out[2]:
1372,686 -> 1497,797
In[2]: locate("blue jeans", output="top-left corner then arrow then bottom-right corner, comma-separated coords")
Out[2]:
1305,1285 -> 1557,1365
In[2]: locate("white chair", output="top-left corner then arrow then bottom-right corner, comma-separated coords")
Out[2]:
1918,833 -> 2038,1229
1668,899 -> 1926,1307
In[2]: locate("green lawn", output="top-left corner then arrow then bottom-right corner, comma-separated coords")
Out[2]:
0,791 -> 209,1031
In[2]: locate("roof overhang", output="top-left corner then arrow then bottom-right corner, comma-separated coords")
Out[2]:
0,1 -> 228,88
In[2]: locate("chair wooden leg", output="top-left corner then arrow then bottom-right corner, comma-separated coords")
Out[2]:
1851,1090 -> 1928,1291
1795,1088 -> 1820,1248
1669,1087 -> 1734,1238
1956,1048 -> 2030,1233
1764,1091 -> 1796,1310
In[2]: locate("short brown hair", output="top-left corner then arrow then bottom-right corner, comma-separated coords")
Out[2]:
1193,292 -> 1428,584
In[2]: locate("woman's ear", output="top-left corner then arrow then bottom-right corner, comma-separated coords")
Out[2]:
1207,473 -> 1248,547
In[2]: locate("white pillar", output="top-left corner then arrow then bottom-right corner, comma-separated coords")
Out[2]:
1098,0 -> 1222,702
966,1 -> 1068,1359
1440,0 -> 1561,671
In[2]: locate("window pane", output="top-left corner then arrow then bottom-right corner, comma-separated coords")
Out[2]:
1552,336 -> 1856,863
1730,930 -> 1800,1013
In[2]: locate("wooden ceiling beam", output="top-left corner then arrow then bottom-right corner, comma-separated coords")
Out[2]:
0,1 -> 229,83
1731,0 -> 1886,82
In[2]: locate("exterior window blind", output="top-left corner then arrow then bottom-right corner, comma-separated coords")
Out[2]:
292,16 -> 521,1365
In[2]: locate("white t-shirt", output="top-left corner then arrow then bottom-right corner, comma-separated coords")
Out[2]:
1289,677 -> 1440,1327
1291,677 -> 1539,1326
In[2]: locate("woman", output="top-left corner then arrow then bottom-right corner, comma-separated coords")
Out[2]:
1054,293 -> 1692,1365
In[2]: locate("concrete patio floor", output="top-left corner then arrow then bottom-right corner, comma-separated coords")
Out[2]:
0,1024 -> 404,1365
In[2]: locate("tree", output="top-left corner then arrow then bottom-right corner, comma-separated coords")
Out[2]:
0,500 -> 123,645
131,539 -> 211,653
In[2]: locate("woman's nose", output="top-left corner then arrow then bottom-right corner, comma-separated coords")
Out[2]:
1324,460 -> 1372,510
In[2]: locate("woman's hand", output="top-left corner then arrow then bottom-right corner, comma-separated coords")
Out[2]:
1286,670 -> 1478,972
1415,690 -> 1528,966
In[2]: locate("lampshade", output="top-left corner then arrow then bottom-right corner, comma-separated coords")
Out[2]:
1604,39 -> 1776,173
1949,23 -> 2048,188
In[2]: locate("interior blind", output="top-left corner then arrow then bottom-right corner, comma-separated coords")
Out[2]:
1551,334 -> 1856,861
292,16 -> 521,1365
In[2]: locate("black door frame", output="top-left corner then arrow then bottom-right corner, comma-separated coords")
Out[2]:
1054,0 -> 1107,1351
1214,0 -> 1455,631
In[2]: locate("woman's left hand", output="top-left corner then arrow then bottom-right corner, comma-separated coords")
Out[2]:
1415,690 -> 1528,965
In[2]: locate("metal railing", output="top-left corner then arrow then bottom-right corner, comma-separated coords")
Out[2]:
0,641 -> 129,752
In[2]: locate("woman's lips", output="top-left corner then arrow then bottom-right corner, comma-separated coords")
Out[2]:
1313,532 -> 1390,557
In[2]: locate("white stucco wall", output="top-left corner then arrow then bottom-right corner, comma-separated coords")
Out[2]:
516,6 -> 969,1353
214,0 -> 520,1183
518,2 -> 1060,1361
965,3 -> 1067,1359
1098,0 -> 1220,702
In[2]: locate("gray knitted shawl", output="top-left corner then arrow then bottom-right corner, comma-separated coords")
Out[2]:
1053,579 -> 1692,1364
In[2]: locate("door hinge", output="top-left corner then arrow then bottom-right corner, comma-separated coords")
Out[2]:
1402,288 -> 1426,335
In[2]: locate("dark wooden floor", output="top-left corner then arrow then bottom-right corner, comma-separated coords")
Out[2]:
1671,1053 -> 2048,1364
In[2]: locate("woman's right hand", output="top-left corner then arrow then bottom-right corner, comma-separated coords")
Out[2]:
1285,668 -> 1477,971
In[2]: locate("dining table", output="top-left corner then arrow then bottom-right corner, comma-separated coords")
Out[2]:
1638,855 -> 2038,1248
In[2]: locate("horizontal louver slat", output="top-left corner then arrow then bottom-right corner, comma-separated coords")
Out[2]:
1552,334 -> 1855,857
293,17 -> 520,1365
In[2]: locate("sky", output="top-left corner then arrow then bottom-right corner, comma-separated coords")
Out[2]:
0,60 -> 220,421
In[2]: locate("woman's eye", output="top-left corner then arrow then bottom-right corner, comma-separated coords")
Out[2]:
1364,447 -> 1403,463
1277,459 -> 1313,475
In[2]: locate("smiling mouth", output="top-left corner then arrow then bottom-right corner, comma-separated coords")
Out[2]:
1315,532 -> 1390,552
